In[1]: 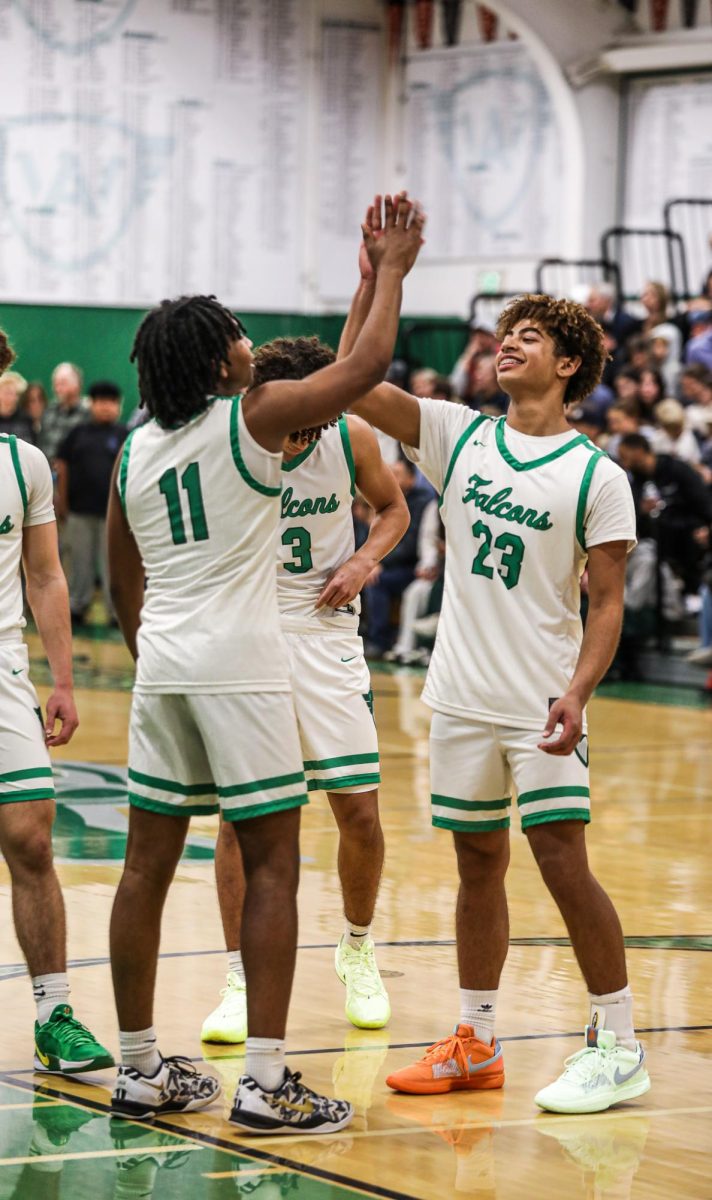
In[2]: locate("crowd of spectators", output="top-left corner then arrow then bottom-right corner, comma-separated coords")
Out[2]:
0,362 -> 127,627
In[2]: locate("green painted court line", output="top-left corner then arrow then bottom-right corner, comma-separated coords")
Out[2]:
595,680 -> 712,709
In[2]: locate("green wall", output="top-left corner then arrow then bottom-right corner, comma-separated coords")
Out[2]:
0,303 -> 467,417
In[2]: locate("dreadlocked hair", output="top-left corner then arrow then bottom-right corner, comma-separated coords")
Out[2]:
496,294 -> 607,407
252,336 -> 338,444
0,329 -> 16,376
130,295 -> 242,427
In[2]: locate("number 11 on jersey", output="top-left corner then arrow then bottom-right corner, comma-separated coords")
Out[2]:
158,462 -> 209,545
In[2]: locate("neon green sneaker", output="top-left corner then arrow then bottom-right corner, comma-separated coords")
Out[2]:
201,972 -> 247,1044
534,1026 -> 650,1114
334,937 -> 391,1030
34,1004 -> 114,1074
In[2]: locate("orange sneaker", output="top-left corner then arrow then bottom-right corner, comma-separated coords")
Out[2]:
386,1024 -> 504,1095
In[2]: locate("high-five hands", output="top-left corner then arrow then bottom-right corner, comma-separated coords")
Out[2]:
361,192 -> 425,279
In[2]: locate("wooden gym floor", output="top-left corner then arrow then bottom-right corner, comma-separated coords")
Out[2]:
0,630 -> 710,1199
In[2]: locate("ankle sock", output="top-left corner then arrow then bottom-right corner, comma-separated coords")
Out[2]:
245,1037 -> 286,1091
459,988 -> 498,1044
344,921 -> 370,951
227,950 -> 245,984
588,985 -> 636,1050
32,973 -> 70,1025
119,1026 -> 162,1076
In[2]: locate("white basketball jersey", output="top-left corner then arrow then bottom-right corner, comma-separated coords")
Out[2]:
0,436 -> 55,644
277,417 -> 358,633
406,401 -> 636,730
119,396 -> 289,694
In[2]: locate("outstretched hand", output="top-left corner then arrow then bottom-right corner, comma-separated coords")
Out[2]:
362,193 -> 425,279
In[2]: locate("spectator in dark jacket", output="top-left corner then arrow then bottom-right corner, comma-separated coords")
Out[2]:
364,458 -> 432,656
0,372 -> 35,444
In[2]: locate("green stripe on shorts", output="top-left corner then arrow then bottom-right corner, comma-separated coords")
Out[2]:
517,786 -> 590,806
128,769 -> 215,796
303,753 -> 379,771
433,815 -> 511,833
307,772 -> 380,792
0,788 -> 55,803
129,793 -> 219,817
217,771 -> 305,799
521,808 -> 591,829
432,794 -> 511,812
222,794 -> 309,823
0,768 -> 54,784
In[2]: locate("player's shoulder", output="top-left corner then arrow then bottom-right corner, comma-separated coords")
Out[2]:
344,412 -> 378,457
14,437 -> 50,475
420,396 -> 485,435
582,442 -> 629,487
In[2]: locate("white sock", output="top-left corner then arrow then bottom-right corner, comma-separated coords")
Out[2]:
227,950 -> 245,984
588,985 -> 636,1050
344,921 -> 370,951
459,988 -> 498,1043
119,1027 -> 162,1076
32,973 -> 70,1025
245,1037 -> 286,1092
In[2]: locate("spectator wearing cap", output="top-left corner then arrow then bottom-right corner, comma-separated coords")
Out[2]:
450,320 -> 498,403
0,371 -> 35,444
55,380 -> 127,624
685,308 -> 712,373
649,399 -> 700,466
40,361 -> 88,460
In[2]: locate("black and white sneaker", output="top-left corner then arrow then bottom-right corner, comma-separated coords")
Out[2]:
111,1055 -> 220,1120
229,1069 -> 354,1135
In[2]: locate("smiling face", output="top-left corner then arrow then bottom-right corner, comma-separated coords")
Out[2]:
495,321 -> 580,403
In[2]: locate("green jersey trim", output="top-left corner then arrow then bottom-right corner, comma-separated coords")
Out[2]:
230,395 -> 281,497
439,413 -> 492,508
117,429 -> 136,518
576,449 -> 606,549
282,440 -> 318,472
338,416 -> 356,497
495,419 -> 589,472
8,435 -> 28,514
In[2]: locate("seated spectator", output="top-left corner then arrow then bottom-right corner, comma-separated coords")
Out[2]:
685,308 -> 712,373
384,498 -> 443,664
613,365 -> 641,407
410,368 -> 438,399
465,353 -> 508,414
363,458 -> 432,657
649,398 -> 700,466
0,371 -> 35,444
640,280 -> 670,335
686,371 -> 712,438
679,363 -> 711,407
429,374 -> 454,402
567,403 -> 605,444
586,280 -> 641,350
624,334 -> 652,374
605,401 -> 650,461
21,381 -> 48,442
618,432 -> 712,596
649,323 -> 682,394
40,361 -> 87,460
638,366 -> 665,422
55,381 -> 127,625
450,320 -> 498,403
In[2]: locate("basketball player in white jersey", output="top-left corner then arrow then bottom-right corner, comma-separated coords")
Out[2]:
106,195 -> 425,1135
201,335 -> 408,1045
0,330 -> 113,1076
339,199 -> 649,1115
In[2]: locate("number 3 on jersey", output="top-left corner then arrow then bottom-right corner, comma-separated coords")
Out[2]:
471,520 -> 524,590
282,526 -> 313,574
158,463 -> 209,545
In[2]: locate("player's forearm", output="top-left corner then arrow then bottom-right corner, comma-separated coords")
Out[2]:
343,267 -> 403,395
567,600 -> 623,706
26,573 -> 74,689
356,498 -> 410,569
338,278 -> 376,362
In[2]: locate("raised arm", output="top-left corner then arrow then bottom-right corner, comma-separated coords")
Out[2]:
316,415 -> 409,610
243,195 -> 425,452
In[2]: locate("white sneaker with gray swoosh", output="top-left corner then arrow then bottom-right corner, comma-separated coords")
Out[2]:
535,1026 -> 650,1114
229,1069 -> 354,1135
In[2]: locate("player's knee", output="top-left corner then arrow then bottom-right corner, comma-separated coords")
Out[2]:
5,829 -> 54,878
454,831 -> 510,882
335,799 -> 381,845
530,834 -> 585,896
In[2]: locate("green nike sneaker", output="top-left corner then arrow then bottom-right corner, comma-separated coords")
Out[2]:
34,1004 -> 114,1074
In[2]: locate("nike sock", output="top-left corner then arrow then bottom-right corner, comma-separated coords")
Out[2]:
245,1037 -> 286,1092
32,973 -> 70,1025
119,1027 -> 162,1076
459,988 -> 498,1044
227,950 -> 246,984
344,921 -> 370,951
588,985 -> 636,1050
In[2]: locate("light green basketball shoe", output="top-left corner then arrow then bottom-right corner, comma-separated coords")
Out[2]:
535,1026 -> 650,1114
201,972 -> 247,1044
334,937 -> 391,1030
34,1004 -> 114,1074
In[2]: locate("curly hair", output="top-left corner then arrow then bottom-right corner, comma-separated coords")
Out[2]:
131,295 -> 245,427
495,294 -> 607,406
252,335 -> 338,443
0,329 -> 16,376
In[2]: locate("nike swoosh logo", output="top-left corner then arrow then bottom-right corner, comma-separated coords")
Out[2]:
35,1045 -> 51,1067
12,668 -> 24,675
614,1054 -> 644,1085
340,655 -> 357,663
267,1095 -> 314,1115
467,1040 -> 503,1074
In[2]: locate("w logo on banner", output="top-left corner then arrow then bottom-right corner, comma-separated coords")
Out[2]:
0,113 -> 172,272
12,0 -> 137,56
